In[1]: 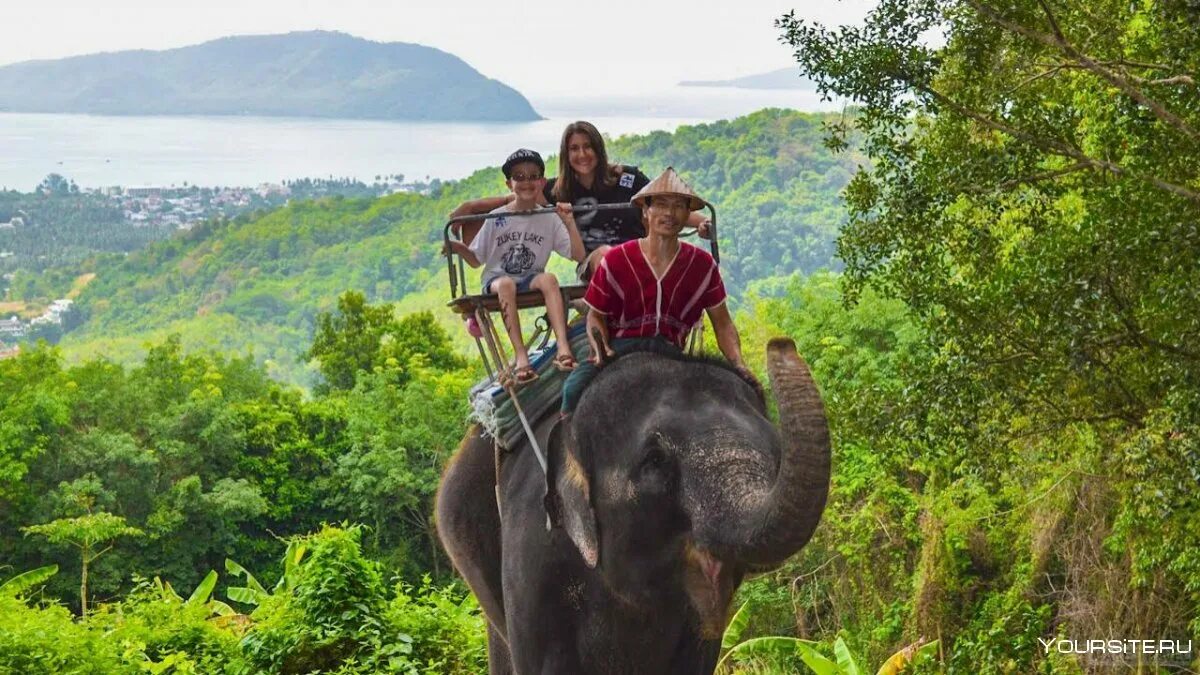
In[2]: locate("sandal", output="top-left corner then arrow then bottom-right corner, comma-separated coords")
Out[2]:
512,364 -> 539,385
552,353 -> 578,372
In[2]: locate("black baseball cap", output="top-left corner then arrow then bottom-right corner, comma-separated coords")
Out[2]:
502,148 -> 545,179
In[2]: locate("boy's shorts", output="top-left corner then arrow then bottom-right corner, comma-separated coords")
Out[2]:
482,274 -> 537,295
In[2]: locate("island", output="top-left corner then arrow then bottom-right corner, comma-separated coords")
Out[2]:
0,31 -> 541,122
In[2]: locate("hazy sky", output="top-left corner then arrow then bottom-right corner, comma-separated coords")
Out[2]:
0,0 -> 876,96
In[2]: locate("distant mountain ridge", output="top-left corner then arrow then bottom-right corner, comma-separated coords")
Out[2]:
0,31 -> 540,122
680,67 -> 814,90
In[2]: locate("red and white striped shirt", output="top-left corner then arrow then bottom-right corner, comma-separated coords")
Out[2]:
584,240 -> 727,348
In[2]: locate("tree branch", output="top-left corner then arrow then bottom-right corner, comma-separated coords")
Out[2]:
918,84 -> 1200,204
1131,75 -> 1196,87
85,545 -> 113,564
1004,64 -> 1068,95
965,0 -> 1200,142
1038,59 -> 1174,72
964,161 -> 1092,193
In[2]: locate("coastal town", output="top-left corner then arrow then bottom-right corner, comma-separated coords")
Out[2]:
2,174 -> 426,234
0,174 -> 441,359
0,298 -> 75,359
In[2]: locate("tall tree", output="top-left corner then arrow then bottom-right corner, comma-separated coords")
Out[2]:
304,291 -> 398,392
778,0 -> 1200,656
23,501 -> 143,617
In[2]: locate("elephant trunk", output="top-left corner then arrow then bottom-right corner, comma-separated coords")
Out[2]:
701,338 -> 831,567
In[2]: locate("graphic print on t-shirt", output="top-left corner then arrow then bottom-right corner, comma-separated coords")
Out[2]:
544,167 -> 650,253
502,244 -> 536,275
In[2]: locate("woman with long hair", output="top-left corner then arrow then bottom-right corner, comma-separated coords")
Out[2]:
544,120 -> 651,280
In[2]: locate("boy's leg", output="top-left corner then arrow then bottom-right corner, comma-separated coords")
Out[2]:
489,276 -> 529,368
530,273 -> 571,357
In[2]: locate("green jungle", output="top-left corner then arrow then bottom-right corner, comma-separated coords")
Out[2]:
2,0 -> 1198,672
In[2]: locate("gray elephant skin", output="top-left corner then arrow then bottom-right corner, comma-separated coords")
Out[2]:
436,338 -> 831,674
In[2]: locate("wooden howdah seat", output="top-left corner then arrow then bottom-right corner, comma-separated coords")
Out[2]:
447,284 -> 587,316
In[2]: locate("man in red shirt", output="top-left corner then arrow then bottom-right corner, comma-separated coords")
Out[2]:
561,167 -> 752,413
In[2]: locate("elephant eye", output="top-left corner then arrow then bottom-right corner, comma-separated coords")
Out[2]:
638,434 -> 672,477
642,446 -> 666,470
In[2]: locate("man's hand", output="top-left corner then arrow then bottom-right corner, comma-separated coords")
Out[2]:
733,363 -> 765,402
697,218 -> 713,240
586,313 -> 615,367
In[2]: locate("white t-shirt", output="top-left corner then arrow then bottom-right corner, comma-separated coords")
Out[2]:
469,202 -> 572,282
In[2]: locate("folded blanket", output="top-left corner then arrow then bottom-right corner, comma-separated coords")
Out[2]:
469,322 -> 591,449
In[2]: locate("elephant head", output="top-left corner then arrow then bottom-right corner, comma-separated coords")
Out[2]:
547,338 -> 831,635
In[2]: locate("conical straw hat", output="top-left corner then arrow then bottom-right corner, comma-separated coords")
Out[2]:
631,167 -> 709,211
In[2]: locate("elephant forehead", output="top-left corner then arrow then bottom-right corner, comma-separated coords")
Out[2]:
679,431 -> 775,510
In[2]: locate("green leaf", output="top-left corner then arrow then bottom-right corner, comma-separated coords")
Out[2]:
274,540 -> 308,592
224,558 -> 266,594
833,637 -> 862,675
0,565 -> 58,597
721,601 -> 752,651
209,600 -> 236,617
153,576 -> 182,603
185,570 -> 217,606
720,636 -> 822,672
226,585 -> 267,606
796,642 -> 840,675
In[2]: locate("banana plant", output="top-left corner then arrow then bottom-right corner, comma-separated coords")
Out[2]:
717,600 -> 940,674
150,569 -> 235,617
717,601 -> 821,672
0,565 -> 58,598
794,637 -> 940,675
225,538 -> 308,607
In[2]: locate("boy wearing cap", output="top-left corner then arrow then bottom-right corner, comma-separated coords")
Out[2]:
447,149 -> 585,384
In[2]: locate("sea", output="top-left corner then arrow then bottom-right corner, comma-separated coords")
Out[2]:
0,87 -> 840,191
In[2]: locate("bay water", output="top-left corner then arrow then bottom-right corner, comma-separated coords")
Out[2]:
0,86 -> 838,190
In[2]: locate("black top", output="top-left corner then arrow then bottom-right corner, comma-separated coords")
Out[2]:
543,166 -> 651,253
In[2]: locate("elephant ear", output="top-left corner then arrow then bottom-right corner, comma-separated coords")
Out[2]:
545,419 -> 599,568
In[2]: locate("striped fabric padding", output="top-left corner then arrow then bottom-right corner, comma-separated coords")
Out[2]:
468,322 -> 591,449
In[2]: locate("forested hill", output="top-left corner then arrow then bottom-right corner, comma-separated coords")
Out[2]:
0,31 -> 539,122
61,109 -> 860,383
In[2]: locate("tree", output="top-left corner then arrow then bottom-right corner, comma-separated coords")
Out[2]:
23,502 -> 143,617
304,291 -> 397,391
37,173 -> 71,196
778,0 -> 1200,655
305,292 -> 466,392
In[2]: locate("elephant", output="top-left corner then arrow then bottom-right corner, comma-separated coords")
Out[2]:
435,337 -> 831,674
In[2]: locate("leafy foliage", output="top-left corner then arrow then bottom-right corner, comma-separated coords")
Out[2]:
0,565 -> 58,598
1,295 -> 471,611
1,525 -> 484,674
764,0 -> 1200,668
